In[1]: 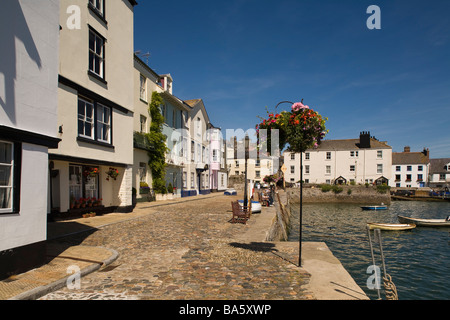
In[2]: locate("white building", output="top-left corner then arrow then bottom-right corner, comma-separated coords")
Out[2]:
227,138 -> 278,184
390,147 -> 430,188
208,124 -> 228,192
284,132 -> 392,185
49,0 -> 137,214
184,99 -> 212,196
0,0 -> 60,279
132,54 -> 164,200
429,158 -> 450,189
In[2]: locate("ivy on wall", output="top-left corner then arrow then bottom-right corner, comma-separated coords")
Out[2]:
147,91 -> 169,194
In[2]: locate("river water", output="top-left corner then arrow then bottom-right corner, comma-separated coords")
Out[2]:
288,200 -> 450,300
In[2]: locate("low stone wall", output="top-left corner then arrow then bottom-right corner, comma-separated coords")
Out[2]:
266,191 -> 292,242
286,185 -> 391,205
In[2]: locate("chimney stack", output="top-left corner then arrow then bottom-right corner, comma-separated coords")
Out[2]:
359,131 -> 371,148
404,146 -> 410,152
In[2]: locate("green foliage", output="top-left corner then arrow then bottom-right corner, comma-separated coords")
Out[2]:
376,184 -> 390,194
320,184 -> 333,192
147,91 -> 169,194
347,188 -> 352,195
167,183 -> 173,194
320,184 -> 343,194
332,185 -> 343,194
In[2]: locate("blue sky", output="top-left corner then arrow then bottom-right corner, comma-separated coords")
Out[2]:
134,0 -> 450,158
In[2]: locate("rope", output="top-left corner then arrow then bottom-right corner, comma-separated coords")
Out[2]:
383,273 -> 398,300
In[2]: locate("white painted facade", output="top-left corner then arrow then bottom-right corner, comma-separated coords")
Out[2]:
49,0 -> 136,213
227,139 -> 278,184
208,126 -> 228,191
132,55 -> 164,199
0,0 -> 60,277
429,158 -> 450,188
184,99 -> 211,195
390,147 -> 430,188
283,134 -> 392,185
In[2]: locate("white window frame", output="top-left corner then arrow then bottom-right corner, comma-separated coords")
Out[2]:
140,74 -> 147,101
97,103 -> 111,143
183,172 -> 187,188
0,141 -> 13,213
377,164 -> 383,174
140,115 -> 147,133
78,97 -> 95,139
89,28 -> 105,79
89,0 -> 104,16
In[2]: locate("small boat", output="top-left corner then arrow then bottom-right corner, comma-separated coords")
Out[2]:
397,215 -> 450,227
238,200 -> 262,213
224,189 -> 237,196
367,222 -> 416,231
361,205 -> 388,210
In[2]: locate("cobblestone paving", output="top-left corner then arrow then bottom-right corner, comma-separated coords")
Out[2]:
39,195 -> 313,300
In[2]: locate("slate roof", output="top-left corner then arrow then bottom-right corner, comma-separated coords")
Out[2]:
307,138 -> 391,151
429,158 -> 450,174
392,152 -> 429,165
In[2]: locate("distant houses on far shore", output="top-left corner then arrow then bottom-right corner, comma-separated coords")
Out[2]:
282,132 -> 450,190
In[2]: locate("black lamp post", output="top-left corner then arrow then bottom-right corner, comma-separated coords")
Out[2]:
244,134 -> 249,207
274,101 -> 303,267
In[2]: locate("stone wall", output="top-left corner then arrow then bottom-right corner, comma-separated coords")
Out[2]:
286,185 -> 391,204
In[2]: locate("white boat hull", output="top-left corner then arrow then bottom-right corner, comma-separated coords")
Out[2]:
397,215 -> 450,227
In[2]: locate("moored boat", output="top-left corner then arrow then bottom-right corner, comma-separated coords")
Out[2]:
361,205 -> 388,210
397,215 -> 450,227
367,222 -> 416,231
238,200 -> 261,213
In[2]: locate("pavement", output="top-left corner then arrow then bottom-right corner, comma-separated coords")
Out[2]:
0,191 -> 369,300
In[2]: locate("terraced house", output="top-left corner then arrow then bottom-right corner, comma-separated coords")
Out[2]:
0,0 -> 60,279
49,0 -> 137,216
284,132 -> 392,185
390,146 -> 430,188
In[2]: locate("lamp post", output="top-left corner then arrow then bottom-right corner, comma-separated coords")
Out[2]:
274,101 -> 303,267
244,134 -> 249,207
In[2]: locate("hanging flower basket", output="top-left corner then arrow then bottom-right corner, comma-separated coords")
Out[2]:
83,167 -> 99,178
256,101 -> 328,153
106,167 -> 119,181
263,174 -> 279,184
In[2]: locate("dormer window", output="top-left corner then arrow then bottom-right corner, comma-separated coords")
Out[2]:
159,74 -> 173,94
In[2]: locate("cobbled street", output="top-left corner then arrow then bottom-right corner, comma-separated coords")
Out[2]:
39,194 -> 313,300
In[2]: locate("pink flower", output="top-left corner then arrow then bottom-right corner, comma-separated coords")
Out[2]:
291,102 -> 309,112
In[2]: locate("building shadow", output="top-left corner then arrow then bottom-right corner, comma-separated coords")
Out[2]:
228,242 -> 278,253
46,222 -> 100,264
0,1 -> 42,125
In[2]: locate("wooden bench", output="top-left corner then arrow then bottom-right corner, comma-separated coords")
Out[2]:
230,201 -> 252,224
